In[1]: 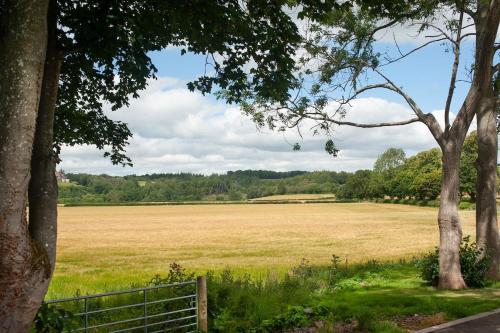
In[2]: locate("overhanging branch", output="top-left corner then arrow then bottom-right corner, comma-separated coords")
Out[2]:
370,68 -> 445,144
317,115 -> 421,128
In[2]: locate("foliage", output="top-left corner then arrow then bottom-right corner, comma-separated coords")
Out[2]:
59,132 -> 479,205
460,131 -> 478,201
417,236 -> 490,288
149,262 -> 195,286
39,259 -> 500,332
59,170 -> 346,203
201,259 -> 500,332
337,170 -> 372,199
336,148 -> 443,200
373,148 -> 406,174
32,303 -> 75,333
259,305 -> 330,332
51,1 -> 334,166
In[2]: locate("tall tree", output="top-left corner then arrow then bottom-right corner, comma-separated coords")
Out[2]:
0,0 -> 51,331
1,1 -> 332,330
373,148 -> 406,174
243,0 -> 500,288
475,10 -> 500,277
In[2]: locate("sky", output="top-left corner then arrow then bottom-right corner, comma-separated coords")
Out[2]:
59,18 -> 491,176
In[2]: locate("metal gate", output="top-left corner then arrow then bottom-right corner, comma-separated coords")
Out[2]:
43,277 -> 207,333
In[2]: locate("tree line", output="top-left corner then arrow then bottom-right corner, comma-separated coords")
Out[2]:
60,132 -> 490,205
60,170 -> 347,203
337,132 -> 492,202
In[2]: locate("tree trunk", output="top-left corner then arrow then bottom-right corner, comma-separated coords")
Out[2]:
0,0 -> 51,332
438,145 -> 467,289
473,0 -> 500,281
476,94 -> 500,279
29,0 -> 62,276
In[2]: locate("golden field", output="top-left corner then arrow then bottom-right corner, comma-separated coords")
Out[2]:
49,203 -> 475,298
250,193 -> 335,201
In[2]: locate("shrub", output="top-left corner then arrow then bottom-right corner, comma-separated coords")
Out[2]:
458,201 -> 475,210
259,305 -> 329,332
416,235 -> 490,288
33,303 -> 75,333
291,258 -> 315,279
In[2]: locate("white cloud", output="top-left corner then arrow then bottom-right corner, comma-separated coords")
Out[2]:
60,77 -> 449,175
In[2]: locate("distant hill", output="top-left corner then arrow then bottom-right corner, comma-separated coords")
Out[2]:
59,170 -> 348,204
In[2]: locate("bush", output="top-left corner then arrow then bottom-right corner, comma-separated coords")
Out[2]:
260,305 -> 329,332
417,235 -> 490,288
458,201 -> 475,210
33,303 -> 75,333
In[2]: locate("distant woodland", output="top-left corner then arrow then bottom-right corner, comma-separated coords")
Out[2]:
59,132 -> 497,204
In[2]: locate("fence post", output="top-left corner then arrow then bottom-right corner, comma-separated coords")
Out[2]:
143,289 -> 148,333
197,276 -> 208,332
84,298 -> 88,333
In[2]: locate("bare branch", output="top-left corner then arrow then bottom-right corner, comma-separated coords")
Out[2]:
412,22 -> 457,45
319,116 -> 420,128
352,83 -> 397,97
444,10 -> 464,131
370,68 -> 445,144
494,63 -> 500,75
381,37 -> 447,66
458,32 -> 476,41
367,18 -> 403,41
372,69 -> 425,119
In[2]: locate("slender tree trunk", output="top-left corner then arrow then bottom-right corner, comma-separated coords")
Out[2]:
29,0 -> 62,277
476,94 -> 500,279
0,0 -> 51,331
438,144 -> 467,289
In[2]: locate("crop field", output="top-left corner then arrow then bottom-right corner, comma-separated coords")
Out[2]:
249,193 -> 336,201
48,203 -> 476,299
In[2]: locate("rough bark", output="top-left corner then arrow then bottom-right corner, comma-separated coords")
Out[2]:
474,0 -> 500,280
0,0 -> 51,332
29,0 -> 62,276
476,95 -> 500,279
438,144 -> 467,289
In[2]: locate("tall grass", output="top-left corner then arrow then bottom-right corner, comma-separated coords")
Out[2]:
39,259 -> 500,333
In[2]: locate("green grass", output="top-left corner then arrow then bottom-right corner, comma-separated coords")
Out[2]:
45,260 -> 500,332
204,260 -> 500,332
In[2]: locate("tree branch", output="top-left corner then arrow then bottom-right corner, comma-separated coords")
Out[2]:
381,37 -> 448,66
444,10 -> 464,131
454,0 -> 476,19
370,68 -> 445,144
458,32 -> 476,41
413,22 -> 457,45
493,63 -> 500,75
318,115 -> 421,128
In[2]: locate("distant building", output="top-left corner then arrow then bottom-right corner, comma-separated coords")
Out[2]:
55,170 -> 70,183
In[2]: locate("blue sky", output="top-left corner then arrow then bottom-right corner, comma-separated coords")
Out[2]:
149,41 -> 474,113
59,27 -> 488,175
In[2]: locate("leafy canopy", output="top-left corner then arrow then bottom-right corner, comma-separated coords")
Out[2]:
53,0 -> 334,165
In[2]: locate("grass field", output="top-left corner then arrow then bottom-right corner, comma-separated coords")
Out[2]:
48,202 -> 476,299
250,193 -> 336,201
